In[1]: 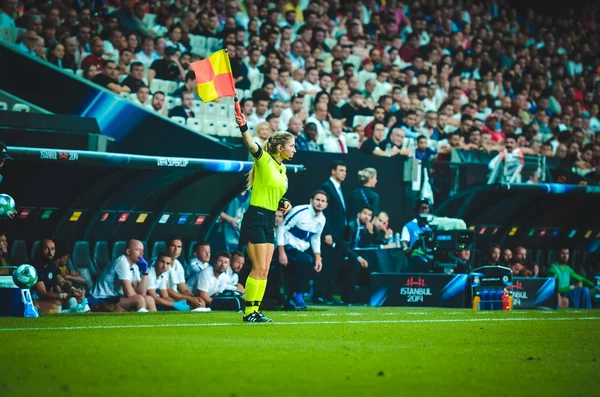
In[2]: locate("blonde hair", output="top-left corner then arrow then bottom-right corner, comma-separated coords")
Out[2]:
254,122 -> 272,141
357,167 -> 377,184
247,131 -> 295,190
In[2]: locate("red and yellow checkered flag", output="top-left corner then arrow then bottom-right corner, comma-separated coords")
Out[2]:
190,49 -> 236,103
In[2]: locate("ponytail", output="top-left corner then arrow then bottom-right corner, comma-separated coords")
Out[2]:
247,132 -> 294,190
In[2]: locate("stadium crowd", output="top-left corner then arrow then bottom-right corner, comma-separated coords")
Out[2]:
1,0 -> 600,311
1,0 -> 600,187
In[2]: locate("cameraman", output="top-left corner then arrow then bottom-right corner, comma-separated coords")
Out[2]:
401,197 -> 434,255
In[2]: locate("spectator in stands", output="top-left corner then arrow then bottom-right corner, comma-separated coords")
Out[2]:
47,43 -> 66,69
488,134 -> 524,183
296,122 -> 321,152
415,135 -> 437,161
17,29 -> 37,56
306,102 -> 331,138
287,117 -> 302,138
247,95 -> 270,130
164,238 -> 205,309
420,111 -> 442,141
121,61 -> 146,93
73,24 -> 91,66
379,129 -> 413,156
190,252 -> 232,306
252,122 -> 273,147
277,190 -> 327,309
186,242 -> 211,281
483,114 -> 504,143
0,0 -> 17,28
361,122 -> 398,157
91,239 -> 155,312
92,60 -> 131,94
168,91 -> 195,120
148,46 -> 185,84
341,90 -> 372,129
117,48 -> 133,75
483,244 -> 501,266
280,94 -> 306,128
171,71 -> 200,100
150,91 -> 167,116
81,36 -> 105,72
61,37 -> 78,72
132,86 -> 152,110
514,246 -> 539,277
266,114 -> 281,135
548,248 -> 593,309
137,36 -> 160,64
322,119 -> 348,154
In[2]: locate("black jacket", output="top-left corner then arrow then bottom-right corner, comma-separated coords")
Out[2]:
321,178 -> 347,241
349,186 -> 380,217
168,106 -> 195,120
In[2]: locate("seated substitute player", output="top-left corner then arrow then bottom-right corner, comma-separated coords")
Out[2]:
223,251 -> 246,293
163,237 -> 205,308
31,239 -> 84,313
185,242 -> 211,280
277,190 -> 328,309
90,239 -> 156,312
191,252 -> 232,308
146,252 -> 191,311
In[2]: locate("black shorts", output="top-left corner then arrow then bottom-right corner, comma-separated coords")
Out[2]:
239,205 -> 276,247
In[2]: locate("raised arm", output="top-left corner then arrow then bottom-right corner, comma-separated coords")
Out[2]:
235,100 -> 259,156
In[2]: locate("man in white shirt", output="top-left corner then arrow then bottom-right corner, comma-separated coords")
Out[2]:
163,238 -> 205,309
323,119 -> 348,154
192,253 -> 231,305
145,253 -> 190,311
136,37 -> 160,65
247,97 -> 269,130
306,102 -> 331,142
302,67 -> 321,96
185,242 -> 211,284
224,251 -> 245,293
277,191 -> 327,309
132,86 -> 153,110
280,94 -> 304,130
91,239 -> 155,312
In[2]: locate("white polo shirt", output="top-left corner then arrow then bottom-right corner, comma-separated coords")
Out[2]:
193,266 -> 228,297
167,258 -> 186,291
186,257 -> 210,280
148,265 -> 168,291
224,267 -> 239,291
91,255 -> 141,299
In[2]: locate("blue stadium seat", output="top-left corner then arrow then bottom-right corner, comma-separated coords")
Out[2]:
10,240 -> 29,265
30,240 -> 40,261
187,240 -> 199,263
93,241 -> 110,274
112,241 -> 126,261
151,241 -> 166,260
71,241 -> 96,289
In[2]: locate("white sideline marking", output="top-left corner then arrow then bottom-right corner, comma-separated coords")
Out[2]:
1,317 -> 598,332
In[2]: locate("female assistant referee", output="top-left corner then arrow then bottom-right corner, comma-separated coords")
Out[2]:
235,105 -> 295,322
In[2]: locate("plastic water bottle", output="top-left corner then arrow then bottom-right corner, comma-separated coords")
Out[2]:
394,233 -> 401,248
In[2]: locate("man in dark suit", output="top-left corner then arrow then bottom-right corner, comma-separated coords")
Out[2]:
315,160 -> 351,303
168,91 -> 196,120
339,206 -> 371,302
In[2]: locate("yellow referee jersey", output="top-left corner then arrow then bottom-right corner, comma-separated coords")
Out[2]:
250,147 -> 288,211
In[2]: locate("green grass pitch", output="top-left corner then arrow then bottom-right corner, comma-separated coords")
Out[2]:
0,307 -> 598,397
